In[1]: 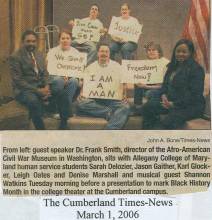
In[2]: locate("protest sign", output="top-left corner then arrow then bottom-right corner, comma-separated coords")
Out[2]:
47,49 -> 87,78
108,16 -> 142,43
121,59 -> 169,84
83,65 -> 123,100
72,19 -> 101,43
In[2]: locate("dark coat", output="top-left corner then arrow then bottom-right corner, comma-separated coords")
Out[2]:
161,59 -> 205,109
9,47 -> 48,97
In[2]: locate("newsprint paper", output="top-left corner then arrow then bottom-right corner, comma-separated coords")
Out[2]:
0,1 -> 212,220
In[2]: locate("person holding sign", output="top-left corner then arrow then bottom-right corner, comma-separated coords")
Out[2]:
9,30 -> 72,129
69,4 -> 106,66
77,43 -> 130,129
133,42 -> 169,112
47,30 -> 81,127
141,39 -> 205,129
109,3 -> 141,60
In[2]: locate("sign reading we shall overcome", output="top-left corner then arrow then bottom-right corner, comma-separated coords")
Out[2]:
72,19 -> 101,43
83,61 -> 123,100
108,16 -> 142,43
47,47 -> 87,78
121,58 -> 169,84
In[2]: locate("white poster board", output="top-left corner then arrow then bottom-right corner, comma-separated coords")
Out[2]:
83,64 -> 123,100
121,59 -> 169,84
72,19 -> 101,43
108,16 -> 142,43
47,50 -> 87,78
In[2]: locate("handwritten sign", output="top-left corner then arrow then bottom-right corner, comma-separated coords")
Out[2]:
83,65 -> 123,100
72,19 -> 101,43
121,59 -> 169,84
108,16 -> 142,43
47,50 -> 87,78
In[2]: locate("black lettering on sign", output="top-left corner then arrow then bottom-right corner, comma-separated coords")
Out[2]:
147,72 -> 151,82
90,75 -> 95,81
114,22 -> 119,30
55,54 -> 64,61
100,91 -> 105,97
87,22 -> 98,29
89,90 -> 116,98
97,83 -> 103,89
108,90 -> 115,98
127,64 -> 158,72
134,74 -> 146,80
89,90 -> 99,97
99,75 -> 113,82
113,21 -> 140,35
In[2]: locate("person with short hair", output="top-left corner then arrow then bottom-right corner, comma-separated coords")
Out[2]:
9,30 -> 72,129
109,3 -> 141,60
46,30 -> 81,122
77,43 -> 130,129
141,39 -> 205,129
69,4 -> 106,66
134,42 -> 169,109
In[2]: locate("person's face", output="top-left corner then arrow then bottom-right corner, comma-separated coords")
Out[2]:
121,5 -> 130,18
89,5 -> 99,19
147,47 -> 160,60
175,43 -> 191,62
59,32 -> 71,50
98,45 -> 110,64
23,34 -> 37,52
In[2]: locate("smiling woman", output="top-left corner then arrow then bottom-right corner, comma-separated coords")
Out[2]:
46,30 -> 81,129
58,31 -> 72,50
109,3 -> 141,60
175,43 -> 191,62
141,39 -> 205,129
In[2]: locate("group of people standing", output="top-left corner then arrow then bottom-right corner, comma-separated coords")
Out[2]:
9,3 -> 206,130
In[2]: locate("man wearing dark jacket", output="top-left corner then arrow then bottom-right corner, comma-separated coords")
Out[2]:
9,30 -> 73,129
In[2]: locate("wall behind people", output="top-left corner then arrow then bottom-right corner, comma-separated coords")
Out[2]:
53,0 -> 191,60
0,0 -> 53,62
0,0 -> 11,61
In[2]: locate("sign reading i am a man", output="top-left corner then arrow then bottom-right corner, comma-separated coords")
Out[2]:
121,58 -> 169,84
72,19 -> 101,43
83,66 -> 123,100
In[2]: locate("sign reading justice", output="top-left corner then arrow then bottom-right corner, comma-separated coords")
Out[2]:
108,16 -> 142,43
83,66 -> 123,100
72,19 -> 101,43
47,49 -> 87,78
121,59 -> 169,84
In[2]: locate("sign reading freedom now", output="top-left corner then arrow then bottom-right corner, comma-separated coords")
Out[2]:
83,66 -> 123,100
108,16 -> 142,43
47,50 -> 87,78
72,19 -> 101,43
121,59 -> 169,84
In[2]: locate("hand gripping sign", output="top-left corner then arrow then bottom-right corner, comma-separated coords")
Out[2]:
121,58 -> 169,84
83,64 -> 123,100
72,19 -> 101,43
108,16 -> 142,43
47,49 -> 87,78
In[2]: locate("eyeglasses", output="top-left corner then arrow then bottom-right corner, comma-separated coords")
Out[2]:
147,49 -> 157,52
25,40 -> 36,43
91,7 -> 98,11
